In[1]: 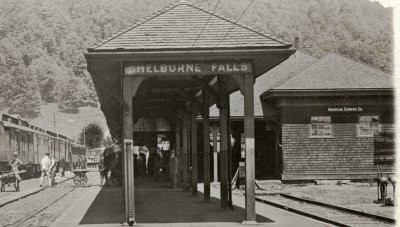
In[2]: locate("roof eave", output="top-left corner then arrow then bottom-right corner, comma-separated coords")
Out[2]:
87,44 -> 292,52
262,88 -> 395,100
85,47 -> 295,61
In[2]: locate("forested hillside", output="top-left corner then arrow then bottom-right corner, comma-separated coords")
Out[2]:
0,0 -> 393,118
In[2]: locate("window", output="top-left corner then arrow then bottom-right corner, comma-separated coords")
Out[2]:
310,116 -> 332,137
357,115 -> 380,137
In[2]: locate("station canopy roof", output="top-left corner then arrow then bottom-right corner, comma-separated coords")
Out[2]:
88,1 -> 291,51
85,0 -> 295,141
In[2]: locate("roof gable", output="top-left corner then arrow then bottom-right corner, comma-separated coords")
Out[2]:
89,1 -> 290,51
272,52 -> 393,90
209,51 -> 317,117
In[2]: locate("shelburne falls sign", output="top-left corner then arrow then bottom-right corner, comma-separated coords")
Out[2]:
124,61 -> 252,76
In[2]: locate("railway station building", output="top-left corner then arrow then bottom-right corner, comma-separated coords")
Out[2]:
84,0 -> 394,225
85,1 -> 295,224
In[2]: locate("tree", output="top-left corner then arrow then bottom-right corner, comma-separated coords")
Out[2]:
0,65 -> 41,118
0,0 -> 394,118
79,122 -> 104,149
57,78 -> 84,112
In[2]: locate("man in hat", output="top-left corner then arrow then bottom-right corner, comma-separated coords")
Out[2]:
9,152 -> 23,182
50,155 -> 57,186
168,149 -> 178,188
98,152 -> 109,187
40,152 -> 52,187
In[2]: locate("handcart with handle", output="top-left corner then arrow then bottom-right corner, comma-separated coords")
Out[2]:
0,170 -> 26,192
72,169 -> 89,186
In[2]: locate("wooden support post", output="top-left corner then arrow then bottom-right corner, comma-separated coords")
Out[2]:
182,111 -> 189,191
210,124 -> 219,183
218,76 -> 229,209
175,114 -> 182,187
122,76 -> 143,226
203,91 -> 211,201
125,141 -> 135,225
243,74 -> 256,223
227,97 -> 233,209
191,106 -> 198,195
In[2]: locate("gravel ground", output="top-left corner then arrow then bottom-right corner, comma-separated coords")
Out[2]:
255,180 -> 395,219
0,172 -> 100,227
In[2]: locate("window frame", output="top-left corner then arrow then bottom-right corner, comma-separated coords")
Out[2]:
309,116 -> 334,138
356,115 -> 381,137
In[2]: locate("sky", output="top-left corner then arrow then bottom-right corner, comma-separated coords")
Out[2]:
369,0 -> 397,8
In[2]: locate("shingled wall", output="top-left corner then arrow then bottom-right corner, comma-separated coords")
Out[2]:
281,123 -> 395,180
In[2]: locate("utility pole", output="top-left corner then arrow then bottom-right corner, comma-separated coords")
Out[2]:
83,128 -> 86,146
53,112 -> 56,132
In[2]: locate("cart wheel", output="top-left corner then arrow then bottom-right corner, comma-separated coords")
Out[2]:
73,174 -> 83,186
81,174 -> 88,186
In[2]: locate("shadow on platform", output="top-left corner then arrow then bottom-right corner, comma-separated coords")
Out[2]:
80,178 -> 272,224
79,185 -> 125,224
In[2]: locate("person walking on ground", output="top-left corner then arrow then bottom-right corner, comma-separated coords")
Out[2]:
168,150 -> 178,188
79,155 -> 87,169
59,156 -> 66,177
40,152 -> 52,187
99,152 -> 108,187
9,152 -> 23,186
50,155 -> 57,186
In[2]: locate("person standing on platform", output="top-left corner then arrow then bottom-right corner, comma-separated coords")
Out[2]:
59,156 -> 66,177
154,148 -> 163,182
147,147 -> 155,177
50,155 -> 57,186
99,152 -> 108,186
79,155 -> 87,169
9,152 -> 23,182
40,152 -> 52,187
168,149 -> 178,188
139,152 -> 146,177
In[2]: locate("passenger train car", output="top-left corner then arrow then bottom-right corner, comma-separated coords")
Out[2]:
0,114 -> 86,177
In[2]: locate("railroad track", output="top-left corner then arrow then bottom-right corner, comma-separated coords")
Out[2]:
0,175 -> 73,209
10,186 -> 77,226
255,193 -> 395,227
2,176 -> 88,227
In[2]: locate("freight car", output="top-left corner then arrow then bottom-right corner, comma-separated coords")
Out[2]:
0,114 -> 86,179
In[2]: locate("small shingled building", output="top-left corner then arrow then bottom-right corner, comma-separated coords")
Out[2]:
208,52 -> 394,181
261,52 -> 394,180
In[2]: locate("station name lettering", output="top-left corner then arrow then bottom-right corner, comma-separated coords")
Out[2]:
125,62 -> 251,75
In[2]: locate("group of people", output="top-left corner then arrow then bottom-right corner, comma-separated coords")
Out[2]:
125,147 -> 177,188
39,152 -> 59,187
8,151 -> 59,188
8,147 -> 175,189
